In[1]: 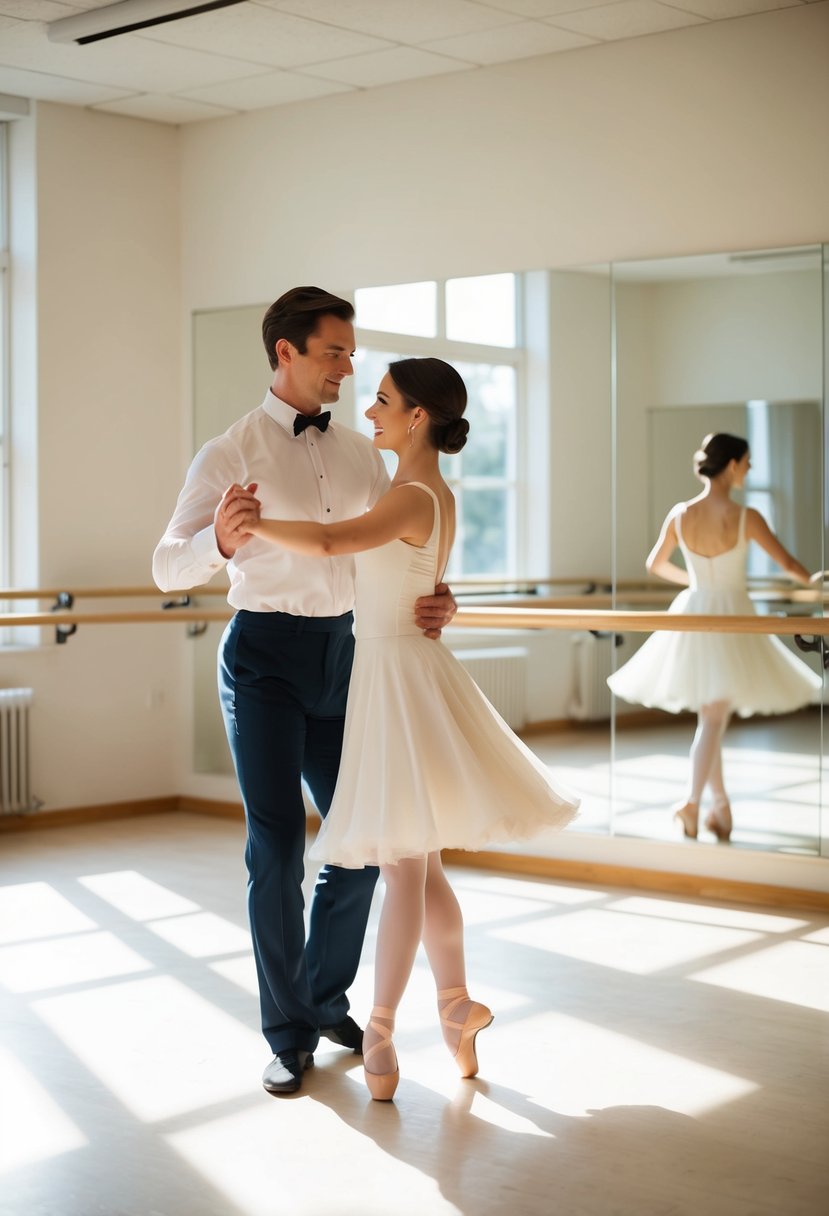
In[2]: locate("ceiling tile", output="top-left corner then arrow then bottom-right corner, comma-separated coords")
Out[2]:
264,0 -> 516,44
421,20 -> 594,64
143,2 -> 394,68
181,69 -> 351,109
92,93 -> 239,124
670,0 -> 801,16
0,21 -> 267,92
299,45 -> 472,87
479,0 -> 621,14
0,2 -> 83,17
0,63 -> 131,105
548,0 -> 707,40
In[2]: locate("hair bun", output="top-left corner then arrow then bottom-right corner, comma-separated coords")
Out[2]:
439,418 -> 469,454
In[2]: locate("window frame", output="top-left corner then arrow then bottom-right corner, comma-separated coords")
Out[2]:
354,274 -> 527,580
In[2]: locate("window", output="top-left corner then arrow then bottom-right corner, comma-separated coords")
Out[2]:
354,274 -> 522,579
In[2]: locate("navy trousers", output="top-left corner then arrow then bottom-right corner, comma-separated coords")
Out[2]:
219,609 -> 379,1055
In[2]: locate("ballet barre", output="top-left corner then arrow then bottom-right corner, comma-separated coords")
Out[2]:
1,605 -> 827,636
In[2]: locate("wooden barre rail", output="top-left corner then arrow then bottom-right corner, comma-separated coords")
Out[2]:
1,576 -> 821,600
1,606 -> 827,636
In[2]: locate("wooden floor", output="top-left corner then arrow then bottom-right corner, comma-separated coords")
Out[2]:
1,813 -> 827,1216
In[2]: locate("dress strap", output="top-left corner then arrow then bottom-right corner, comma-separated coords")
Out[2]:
675,506 -> 686,543
398,481 -> 440,542
739,505 -> 747,542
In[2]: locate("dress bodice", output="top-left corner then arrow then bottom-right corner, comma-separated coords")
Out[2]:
354,483 -> 440,640
676,506 -> 747,592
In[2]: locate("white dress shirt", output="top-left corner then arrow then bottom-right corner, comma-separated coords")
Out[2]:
152,391 -> 390,615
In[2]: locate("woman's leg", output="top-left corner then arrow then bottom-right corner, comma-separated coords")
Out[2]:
422,852 -> 492,1075
673,700 -> 731,837
365,856 -> 427,1076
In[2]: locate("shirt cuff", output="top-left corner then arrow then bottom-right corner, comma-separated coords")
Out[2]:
191,524 -> 228,572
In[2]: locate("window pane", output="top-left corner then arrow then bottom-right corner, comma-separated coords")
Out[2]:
353,348 -> 402,475
355,281 -> 437,337
459,488 -> 509,575
454,361 -> 516,478
446,273 -> 515,347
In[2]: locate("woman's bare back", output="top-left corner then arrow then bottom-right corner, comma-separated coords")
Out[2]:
679,496 -> 744,557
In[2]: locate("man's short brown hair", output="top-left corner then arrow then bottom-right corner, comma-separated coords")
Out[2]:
262,286 -> 354,371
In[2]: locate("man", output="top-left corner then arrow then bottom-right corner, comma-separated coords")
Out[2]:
153,287 -> 456,1095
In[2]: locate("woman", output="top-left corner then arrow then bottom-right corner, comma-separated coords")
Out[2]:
250,358 -> 579,1100
608,433 -> 822,842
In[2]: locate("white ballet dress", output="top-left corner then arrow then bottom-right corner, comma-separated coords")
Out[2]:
607,506 -> 822,718
309,482 -> 580,868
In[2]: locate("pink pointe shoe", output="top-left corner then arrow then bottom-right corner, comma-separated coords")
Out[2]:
672,801 -> 699,840
437,986 -> 494,1079
705,797 -> 733,843
363,1006 -> 399,1102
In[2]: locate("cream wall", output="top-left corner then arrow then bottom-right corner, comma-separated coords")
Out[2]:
5,103 -> 185,808
179,3 -> 829,308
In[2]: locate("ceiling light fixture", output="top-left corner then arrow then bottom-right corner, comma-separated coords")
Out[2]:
48,0 -> 247,46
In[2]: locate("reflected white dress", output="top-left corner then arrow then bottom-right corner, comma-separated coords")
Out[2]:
607,506 -> 822,718
310,482 -> 580,868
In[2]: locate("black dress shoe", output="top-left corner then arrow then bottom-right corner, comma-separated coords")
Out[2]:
320,1015 -> 364,1054
262,1049 -> 314,1094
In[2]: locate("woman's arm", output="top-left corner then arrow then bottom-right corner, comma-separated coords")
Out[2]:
645,509 -> 689,586
249,484 -> 434,557
745,508 -> 812,585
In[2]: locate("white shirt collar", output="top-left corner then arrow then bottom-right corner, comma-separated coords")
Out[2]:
262,389 -> 332,436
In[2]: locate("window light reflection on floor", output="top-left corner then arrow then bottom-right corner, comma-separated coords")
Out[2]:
605,897 -> 807,934
0,930 -> 152,994
79,871 -> 200,920
146,911 -> 252,958
692,941 -> 829,1014
0,881 -> 97,945
32,975 -> 264,1122
0,1047 -> 87,1174
494,910 -> 764,975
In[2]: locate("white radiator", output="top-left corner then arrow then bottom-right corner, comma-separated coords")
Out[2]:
568,634 -> 614,722
0,688 -> 34,814
453,646 -> 528,729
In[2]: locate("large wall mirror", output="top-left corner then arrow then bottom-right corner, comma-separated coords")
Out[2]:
611,245 -> 825,855
190,245 -> 826,861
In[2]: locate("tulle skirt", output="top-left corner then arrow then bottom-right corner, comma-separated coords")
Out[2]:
310,635 -> 580,868
607,587 -> 822,717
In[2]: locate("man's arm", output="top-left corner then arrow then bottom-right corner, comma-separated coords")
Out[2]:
152,440 -> 255,592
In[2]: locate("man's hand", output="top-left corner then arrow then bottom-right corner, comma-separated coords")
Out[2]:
414,582 -> 457,640
214,483 -> 260,558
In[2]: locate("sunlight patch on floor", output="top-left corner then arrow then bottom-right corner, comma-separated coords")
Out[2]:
209,953 -> 259,996
0,930 -> 152,993
0,881 -> 97,945
605,896 -> 807,934
486,1010 -> 758,1119
32,974 -> 264,1121
0,1047 -> 87,1173
494,909 -> 763,974
79,870 -> 200,919
146,911 -> 252,958
692,941 -> 829,1013
166,1096 -> 459,1216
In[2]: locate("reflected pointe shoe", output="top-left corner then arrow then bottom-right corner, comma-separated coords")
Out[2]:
437,986 -> 494,1079
705,797 -> 732,843
672,801 -> 699,840
363,1006 -> 399,1102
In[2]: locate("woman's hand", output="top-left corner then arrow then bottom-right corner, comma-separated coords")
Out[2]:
214,483 -> 260,558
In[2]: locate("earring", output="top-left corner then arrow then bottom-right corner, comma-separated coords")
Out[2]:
407,423 -> 415,448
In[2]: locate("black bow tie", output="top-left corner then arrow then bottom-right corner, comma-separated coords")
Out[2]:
293,411 -> 331,437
